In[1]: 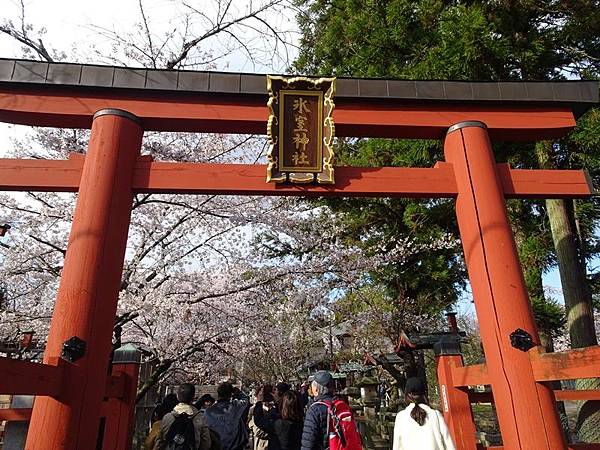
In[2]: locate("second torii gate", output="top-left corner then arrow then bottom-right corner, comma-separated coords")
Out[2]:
0,58 -> 598,449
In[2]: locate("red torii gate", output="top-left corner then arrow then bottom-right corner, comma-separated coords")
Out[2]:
0,58 -> 598,450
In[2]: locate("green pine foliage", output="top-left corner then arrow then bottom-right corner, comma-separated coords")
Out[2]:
293,0 -> 600,336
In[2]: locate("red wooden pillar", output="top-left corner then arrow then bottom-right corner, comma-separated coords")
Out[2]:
435,343 -> 477,450
101,344 -> 141,450
26,109 -> 143,449
444,121 -> 565,449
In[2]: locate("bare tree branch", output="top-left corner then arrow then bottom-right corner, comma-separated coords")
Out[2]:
27,234 -> 66,257
137,0 -> 157,68
167,0 -> 284,69
0,1 -> 54,62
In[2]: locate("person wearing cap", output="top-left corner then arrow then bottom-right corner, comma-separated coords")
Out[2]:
300,371 -> 334,450
392,377 -> 455,450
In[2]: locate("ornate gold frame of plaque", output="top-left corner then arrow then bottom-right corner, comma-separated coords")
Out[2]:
266,75 -> 336,184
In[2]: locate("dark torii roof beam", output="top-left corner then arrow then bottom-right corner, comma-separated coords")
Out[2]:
0,59 -> 597,140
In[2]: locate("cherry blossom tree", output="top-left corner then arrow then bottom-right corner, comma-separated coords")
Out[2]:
0,0 -> 302,393
0,0 -> 462,399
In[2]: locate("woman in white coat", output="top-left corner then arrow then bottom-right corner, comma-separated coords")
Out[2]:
392,377 -> 456,450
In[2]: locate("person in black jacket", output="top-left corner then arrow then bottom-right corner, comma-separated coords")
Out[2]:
205,382 -> 250,450
254,390 -> 304,450
300,371 -> 334,450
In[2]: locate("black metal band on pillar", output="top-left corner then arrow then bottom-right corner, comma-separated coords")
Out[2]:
93,108 -> 141,125
447,121 -> 488,135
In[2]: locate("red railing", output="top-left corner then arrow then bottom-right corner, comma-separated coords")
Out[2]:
437,345 -> 600,450
0,353 -> 140,449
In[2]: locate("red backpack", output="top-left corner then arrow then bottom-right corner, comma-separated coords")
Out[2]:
313,399 -> 362,450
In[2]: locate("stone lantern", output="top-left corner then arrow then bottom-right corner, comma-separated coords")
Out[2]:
357,376 -> 379,407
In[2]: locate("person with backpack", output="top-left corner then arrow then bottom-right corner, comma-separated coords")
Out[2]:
253,390 -> 304,450
154,383 -> 212,450
392,377 -> 455,450
145,394 -> 180,450
300,371 -> 362,450
204,382 -> 250,450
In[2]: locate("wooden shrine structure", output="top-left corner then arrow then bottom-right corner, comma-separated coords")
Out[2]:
0,58 -> 599,449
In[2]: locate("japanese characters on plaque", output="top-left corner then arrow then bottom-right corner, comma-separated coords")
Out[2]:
266,76 -> 336,184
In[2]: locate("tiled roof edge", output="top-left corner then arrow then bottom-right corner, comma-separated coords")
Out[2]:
0,58 -> 597,105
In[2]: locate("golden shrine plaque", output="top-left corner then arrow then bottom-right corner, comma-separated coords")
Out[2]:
266,76 -> 335,184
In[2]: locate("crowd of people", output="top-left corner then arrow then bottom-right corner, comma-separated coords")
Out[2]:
144,371 -> 455,450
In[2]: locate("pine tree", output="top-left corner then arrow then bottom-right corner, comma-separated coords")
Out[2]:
294,0 -> 600,441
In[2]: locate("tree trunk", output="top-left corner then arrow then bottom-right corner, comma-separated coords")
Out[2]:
545,198 -> 598,348
537,141 -> 600,443
136,358 -> 173,403
373,353 -> 406,389
546,197 -> 600,442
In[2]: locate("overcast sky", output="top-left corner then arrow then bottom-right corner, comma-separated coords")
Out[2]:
0,0 -> 300,70
0,0 -> 300,150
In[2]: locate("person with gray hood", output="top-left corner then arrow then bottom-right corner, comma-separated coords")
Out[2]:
154,383 -> 211,450
300,371 -> 334,450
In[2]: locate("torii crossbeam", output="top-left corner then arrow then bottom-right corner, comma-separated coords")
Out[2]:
0,58 -> 598,450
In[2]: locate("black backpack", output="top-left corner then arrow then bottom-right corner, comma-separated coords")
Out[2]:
165,413 -> 197,450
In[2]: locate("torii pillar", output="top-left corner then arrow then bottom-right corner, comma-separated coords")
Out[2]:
26,109 -> 143,449
445,121 -> 565,449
